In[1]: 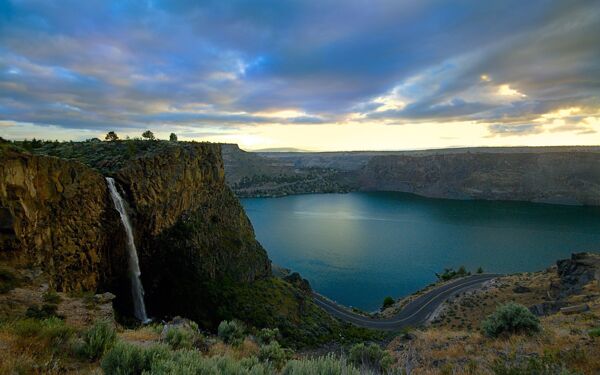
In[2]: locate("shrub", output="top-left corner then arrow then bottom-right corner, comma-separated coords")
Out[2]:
436,266 -> 470,281
164,326 -> 198,350
481,302 -> 541,338
150,352 -> 273,375
11,317 -> 73,346
43,290 -> 62,304
283,354 -> 361,375
477,267 -> 484,274
218,320 -> 245,345
169,133 -> 178,142
589,327 -> 600,338
382,296 -> 395,310
348,342 -> 393,372
25,303 -> 60,319
78,320 -> 117,360
258,341 -> 291,369
257,327 -> 280,345
100,342 -> 169,375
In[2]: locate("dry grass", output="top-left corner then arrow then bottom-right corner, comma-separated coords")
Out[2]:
119,325 -> 161,345
388,286 -> 600,374
208,337 -> 260,359
430,270 -> 558,331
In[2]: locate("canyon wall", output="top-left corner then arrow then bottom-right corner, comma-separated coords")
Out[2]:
0,147 -> 126,292
358,152 -> 600,205
1,142 -> 271,322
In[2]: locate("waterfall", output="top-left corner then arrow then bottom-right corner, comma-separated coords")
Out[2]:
106,177 -> 149,323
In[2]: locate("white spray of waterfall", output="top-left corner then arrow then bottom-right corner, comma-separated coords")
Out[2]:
106,177 -> 149,323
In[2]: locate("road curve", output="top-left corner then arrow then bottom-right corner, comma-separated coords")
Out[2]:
313,274 -> 501,330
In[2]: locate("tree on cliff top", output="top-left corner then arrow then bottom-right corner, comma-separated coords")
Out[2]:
142,130 -> 155,140
169,133 -> 178,142
105,131 -> 119,141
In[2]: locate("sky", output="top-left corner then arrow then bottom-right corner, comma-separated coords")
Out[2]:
1,0 -> 599,151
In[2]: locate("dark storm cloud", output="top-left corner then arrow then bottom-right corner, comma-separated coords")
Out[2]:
0,0 -> 598,134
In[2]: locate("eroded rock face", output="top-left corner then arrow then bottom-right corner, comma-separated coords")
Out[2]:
0,148 -> 127,292
358,152 -> 600,205
109,143 -> 271,321
556,252 -> 600,297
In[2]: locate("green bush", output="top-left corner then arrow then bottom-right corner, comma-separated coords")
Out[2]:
78,320 -> 117,360
258,341 -> 292,369
43,290 -> 62,304
481,302 -> 541,338
163,326 -> 201,350
149,352 -> 274,375
102,343 -> 273,375
257,327 -> 280,345
589,327 -> 600,338
348,342 -> 393,372
218,320 -> 245,345
11,317 -> 73,347
382,296 -> 395,310
283,354 -> 361,375
100,342 -> 169,375
25,303 -> 60,319
436,266 -> 470,281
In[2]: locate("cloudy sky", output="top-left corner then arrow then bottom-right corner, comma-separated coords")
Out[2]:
1,0 -> 599,150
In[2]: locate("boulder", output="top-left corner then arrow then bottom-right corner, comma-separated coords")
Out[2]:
556,253 -> 600,297
560,304 -> 590,315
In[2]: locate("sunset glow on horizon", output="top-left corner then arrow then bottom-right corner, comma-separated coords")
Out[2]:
1,1 -> 599,151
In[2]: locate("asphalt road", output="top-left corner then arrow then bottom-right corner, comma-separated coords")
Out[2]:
312,274 -> 501,330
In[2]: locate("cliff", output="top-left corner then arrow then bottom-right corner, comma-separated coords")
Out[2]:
358,152 -> 600,205
0,146 -> 126,292
2,141 -> 271,322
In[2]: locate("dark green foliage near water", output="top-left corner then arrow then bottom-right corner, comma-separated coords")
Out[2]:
382,296 -> 395,310
436,265 -> 470,281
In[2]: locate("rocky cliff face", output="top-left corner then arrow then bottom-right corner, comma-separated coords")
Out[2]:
109,143 -> 271,321
0,147 -> 126,292
358,152 -> 600,205
1,142 -> 271,322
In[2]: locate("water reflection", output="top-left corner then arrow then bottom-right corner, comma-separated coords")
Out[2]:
242,192 -> 600,311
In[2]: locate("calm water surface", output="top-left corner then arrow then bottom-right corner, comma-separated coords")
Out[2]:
241,192 -> 600,311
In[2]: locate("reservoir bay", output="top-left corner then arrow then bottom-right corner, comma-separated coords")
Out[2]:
242,192 -> 600,311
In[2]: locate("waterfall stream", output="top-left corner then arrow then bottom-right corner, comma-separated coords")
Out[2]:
106,177 -> 149,323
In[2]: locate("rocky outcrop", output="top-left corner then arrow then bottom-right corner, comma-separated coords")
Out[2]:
556,252 -> 600,297
358,152 -> 600,205
0,147 -> 126,292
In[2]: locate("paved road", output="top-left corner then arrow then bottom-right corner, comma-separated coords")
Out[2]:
313,274 -> 501,330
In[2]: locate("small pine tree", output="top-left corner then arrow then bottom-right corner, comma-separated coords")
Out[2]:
142,130 -> 155,140
477,267 -> 484,274
169,133 -> 178,142
105,131 -> 119,141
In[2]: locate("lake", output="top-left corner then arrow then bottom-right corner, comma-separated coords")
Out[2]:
241,192 -> 600,311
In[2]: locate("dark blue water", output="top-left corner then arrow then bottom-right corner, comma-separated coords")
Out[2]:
241,192 -> 600,311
